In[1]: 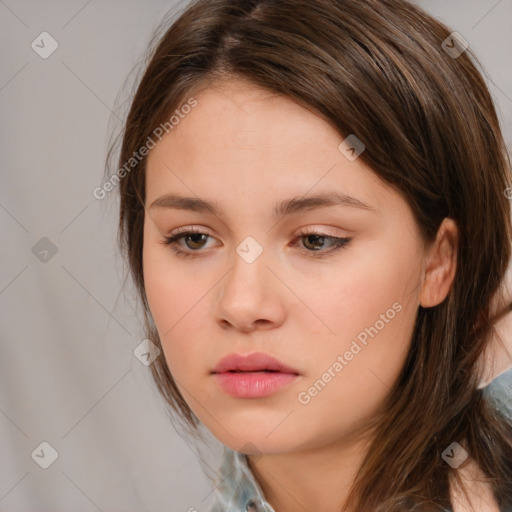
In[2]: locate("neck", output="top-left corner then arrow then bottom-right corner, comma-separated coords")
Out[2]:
247,432 -> 373,512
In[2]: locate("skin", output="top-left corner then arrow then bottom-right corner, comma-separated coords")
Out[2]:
142,78 -> 466,511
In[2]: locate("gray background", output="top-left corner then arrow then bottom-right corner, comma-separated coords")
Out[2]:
1,1 -> 511,511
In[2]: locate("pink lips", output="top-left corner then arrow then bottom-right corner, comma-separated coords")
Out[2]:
212,352 -> 300,398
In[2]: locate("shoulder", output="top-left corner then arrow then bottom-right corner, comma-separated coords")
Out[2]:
450,369 -> 512,512
449,369 -> 512,512
449,458 -> 500,512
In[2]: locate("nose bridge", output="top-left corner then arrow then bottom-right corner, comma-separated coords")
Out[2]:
225,234 -> 269,298
214,233 -> 283,329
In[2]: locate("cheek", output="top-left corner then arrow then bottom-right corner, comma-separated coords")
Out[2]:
292,242 -> 419,348
142,238 -> 203,362
293,242 -> 419,404
143,242 -> 175,330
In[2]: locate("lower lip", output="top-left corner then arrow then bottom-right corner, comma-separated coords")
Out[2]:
213,371 -> 299,398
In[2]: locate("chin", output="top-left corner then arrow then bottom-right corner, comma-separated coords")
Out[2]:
205,417 -> 304,454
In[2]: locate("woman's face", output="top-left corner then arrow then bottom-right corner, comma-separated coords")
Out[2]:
142,79 -> 427,454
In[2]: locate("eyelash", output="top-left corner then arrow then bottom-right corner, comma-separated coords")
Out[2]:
162,227 -> 351,259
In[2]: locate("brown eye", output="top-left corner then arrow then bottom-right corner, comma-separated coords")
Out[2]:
294,230 -> 351,256
301,234 -> 329,251
182,233 -> 209,250
163,228 -> 216,258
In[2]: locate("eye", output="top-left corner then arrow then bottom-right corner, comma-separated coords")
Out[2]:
162,227 -> 215,258
293,228 -> 351,257
162,227 -> 351,258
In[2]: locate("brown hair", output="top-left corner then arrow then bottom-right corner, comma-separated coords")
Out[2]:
108,0 -> 512,509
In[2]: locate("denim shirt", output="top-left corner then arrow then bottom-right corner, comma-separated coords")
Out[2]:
208,447 -> 275,512
208,368 -> 512,512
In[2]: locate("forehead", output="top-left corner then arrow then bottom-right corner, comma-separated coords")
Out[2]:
151,79 -> 342,159
144,79 -> 402,220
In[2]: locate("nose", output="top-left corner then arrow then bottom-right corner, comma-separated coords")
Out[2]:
213,245 -> 286,333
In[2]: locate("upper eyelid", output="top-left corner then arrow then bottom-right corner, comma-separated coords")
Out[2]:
165,228 -> 350,248
167,225 -> 348,238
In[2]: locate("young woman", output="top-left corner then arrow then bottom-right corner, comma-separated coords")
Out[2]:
109,0 -> 512,510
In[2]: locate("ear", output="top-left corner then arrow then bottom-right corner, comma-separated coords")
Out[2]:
420,217 -> 458,308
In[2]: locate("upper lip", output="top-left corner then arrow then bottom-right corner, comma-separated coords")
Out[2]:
212,352 -> 300,374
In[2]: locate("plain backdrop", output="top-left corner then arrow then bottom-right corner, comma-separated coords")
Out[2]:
1,1 -> 511,511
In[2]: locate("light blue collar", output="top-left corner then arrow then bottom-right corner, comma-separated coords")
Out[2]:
209,446 -> 275,512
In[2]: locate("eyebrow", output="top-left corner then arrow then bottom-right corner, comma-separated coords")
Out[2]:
148,191 -> 376,217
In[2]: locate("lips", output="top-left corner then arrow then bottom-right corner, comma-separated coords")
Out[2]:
212,352 -> 301,398
212,352 -> 300,375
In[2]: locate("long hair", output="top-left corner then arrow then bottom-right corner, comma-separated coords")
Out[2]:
108,0 -> 512,509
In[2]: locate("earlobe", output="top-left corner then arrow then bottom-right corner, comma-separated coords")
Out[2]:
420,218 -> 458,308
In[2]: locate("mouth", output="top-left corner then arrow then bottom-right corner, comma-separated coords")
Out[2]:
211,351 -> 300,375
212,370 -> 299,398
211,352 -> 301,398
